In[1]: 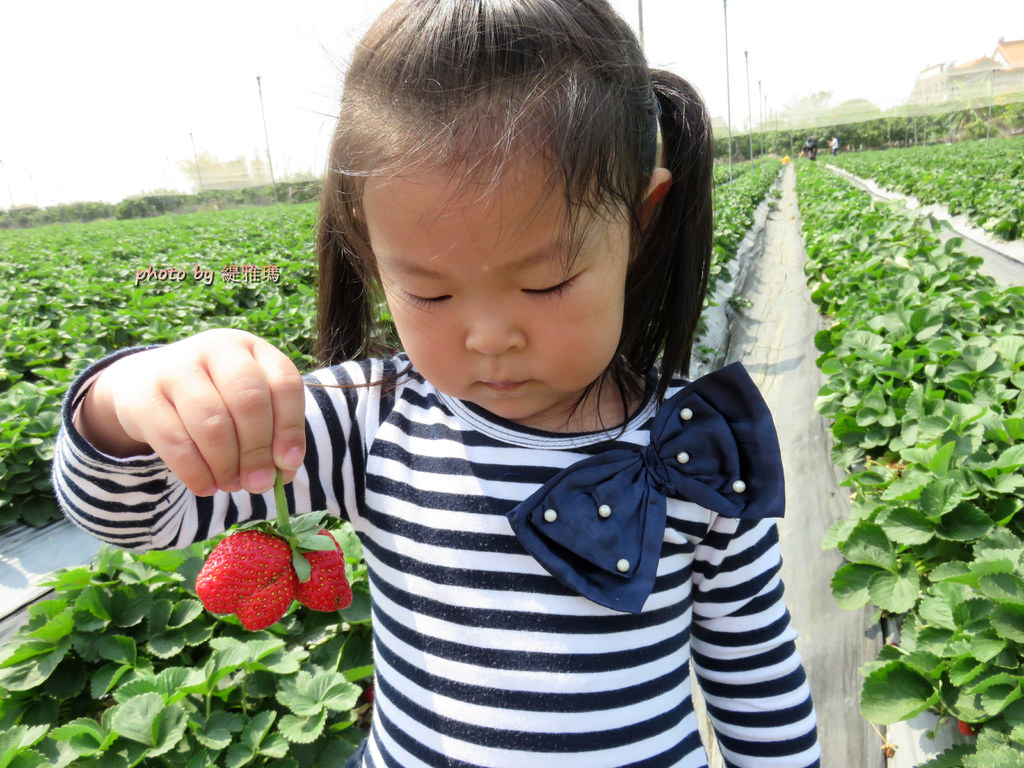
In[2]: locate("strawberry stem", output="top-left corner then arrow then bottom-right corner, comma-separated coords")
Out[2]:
274,469 -> 291,532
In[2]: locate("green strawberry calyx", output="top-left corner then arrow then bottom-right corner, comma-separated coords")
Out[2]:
230,470 -> 340,584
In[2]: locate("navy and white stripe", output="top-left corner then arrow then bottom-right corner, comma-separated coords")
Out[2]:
53,350 -> 820,767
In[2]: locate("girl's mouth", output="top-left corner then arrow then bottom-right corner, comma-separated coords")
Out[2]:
482,380 -> 526,392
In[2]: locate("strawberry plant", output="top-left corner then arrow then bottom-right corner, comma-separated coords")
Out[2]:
0,519 -> 372,767
831,136 -> 1024,241
795,160 -> 1024,765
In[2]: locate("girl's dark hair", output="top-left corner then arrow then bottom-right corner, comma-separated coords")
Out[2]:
316,0 -> 713,403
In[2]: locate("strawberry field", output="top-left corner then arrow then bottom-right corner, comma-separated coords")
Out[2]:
1,136 -> 1022,766
0,164 -> 781,767
829,136 -> 1024,242
0,206 -> 321,528
795,159 -> 1024,766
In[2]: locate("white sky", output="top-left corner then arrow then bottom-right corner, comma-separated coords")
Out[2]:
2,0 -> 1022,207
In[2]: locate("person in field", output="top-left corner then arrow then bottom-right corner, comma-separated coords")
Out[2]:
53,1 -> 820,765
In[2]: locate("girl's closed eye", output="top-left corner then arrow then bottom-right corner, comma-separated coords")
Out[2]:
523,274 -> 578,298
403,290 -> 452,309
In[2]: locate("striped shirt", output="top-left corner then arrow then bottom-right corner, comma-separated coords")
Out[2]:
53,350 -> 820,768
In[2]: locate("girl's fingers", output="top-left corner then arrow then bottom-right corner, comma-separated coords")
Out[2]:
197,333 -> 305,494
132,391 -> 221,497
251,338 -> 307,485
197,340 -> 278,495
159,360 -> 244,493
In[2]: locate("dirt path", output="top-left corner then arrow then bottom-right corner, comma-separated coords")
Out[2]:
724,163 -> 885,767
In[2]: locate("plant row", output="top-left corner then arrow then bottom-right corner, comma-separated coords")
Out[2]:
0,526 -> 373,767
794,160 -> 1024,767
0,205 -> 321,528
708,157 -> 781,297
830,136 -> 1024,241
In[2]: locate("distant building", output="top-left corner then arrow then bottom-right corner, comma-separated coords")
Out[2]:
910,38 -> 1024,107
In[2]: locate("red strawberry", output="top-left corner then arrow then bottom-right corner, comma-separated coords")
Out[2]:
957,720 -> 978,736
296,530 -> 353,611
195,530 -> 298,630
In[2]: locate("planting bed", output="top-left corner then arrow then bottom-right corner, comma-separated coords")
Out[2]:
795,160 -> 1024,767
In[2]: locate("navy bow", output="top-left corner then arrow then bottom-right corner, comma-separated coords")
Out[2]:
506,362 -> 784,614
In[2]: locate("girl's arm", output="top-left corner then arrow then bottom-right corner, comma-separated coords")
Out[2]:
690,516 -> 821,767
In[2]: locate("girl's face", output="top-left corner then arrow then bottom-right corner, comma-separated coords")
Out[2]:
362,158 -> 634,432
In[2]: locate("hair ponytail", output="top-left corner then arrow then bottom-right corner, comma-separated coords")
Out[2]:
619,70 -> 714,401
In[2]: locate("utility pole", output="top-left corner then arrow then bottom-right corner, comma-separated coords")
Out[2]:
988,69 -> 995,140
744,51 -> 753,161
256,75 -> 284,233
758,80 -> 764,157
723,0 -> 733,181
190,133 -> 206,195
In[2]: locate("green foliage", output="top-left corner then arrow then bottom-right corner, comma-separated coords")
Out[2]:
832,136 -> 1024,241
0,529 -> 372,767
702,157 -> 782,340
0,205 -> 321,526
796,160 -> 1024,762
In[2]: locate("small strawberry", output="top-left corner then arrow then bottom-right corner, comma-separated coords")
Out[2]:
196,530 -> 298,630
195,471 -> 352,629
296,530 -> 353,611
957,720 -> 978,737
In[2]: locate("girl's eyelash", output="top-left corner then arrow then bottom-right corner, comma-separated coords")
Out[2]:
524,275 -> 577,297
405,292 -> 451,308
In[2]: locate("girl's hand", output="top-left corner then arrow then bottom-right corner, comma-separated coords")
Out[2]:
74,329 -> 306,496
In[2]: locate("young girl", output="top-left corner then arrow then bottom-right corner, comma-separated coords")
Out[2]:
54,1 -> 820,766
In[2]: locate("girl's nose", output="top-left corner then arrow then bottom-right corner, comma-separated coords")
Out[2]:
465,311 -> 526,355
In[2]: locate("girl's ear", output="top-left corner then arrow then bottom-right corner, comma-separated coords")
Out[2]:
640,167 -> 673,229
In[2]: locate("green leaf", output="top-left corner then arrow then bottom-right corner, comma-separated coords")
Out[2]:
868,562 -> 920,614
97,635 -> 136,666
340,623 -> 375,680
49,718 -> 105,757
993,445 -> 1024,472
276,671 -> 360,720
0,637 -> 71,692
167,599 -> 203,629
110,692 -> 165,746
861,660 -> 939,724
919,478 -> 965,520
971,629 -> 1008,663
191,711 -> 243,750
980,573 -> 1024,607
292,551 -> 312,583
155,666 -> 206,702
877,506 -> 934,545
991,604 -> 1024,644
277,710 -> 327,744
972,672 -> 1024,717
936,502 -> 993,542
839,522 -> 897,572
226,710 -> 277,768
90,662 -> 134,699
